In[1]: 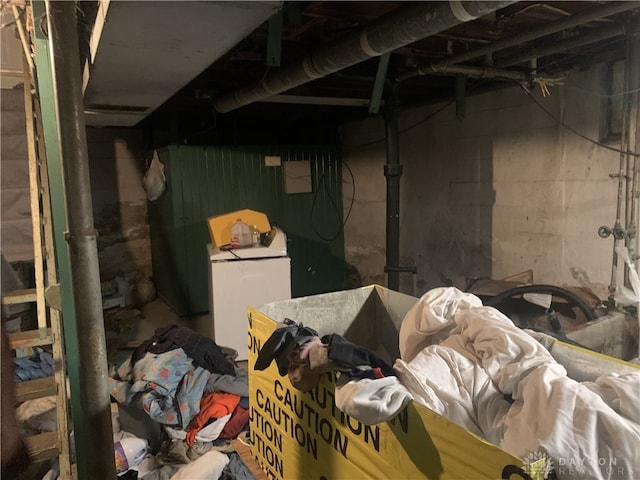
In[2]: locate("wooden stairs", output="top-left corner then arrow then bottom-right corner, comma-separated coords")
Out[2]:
2,3 -> 73,477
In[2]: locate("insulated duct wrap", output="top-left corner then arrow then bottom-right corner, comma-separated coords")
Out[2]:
213,1 -> 516,113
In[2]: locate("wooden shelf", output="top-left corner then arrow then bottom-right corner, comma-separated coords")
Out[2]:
8,328 -> 52,349
1,288 -> 37,305
25,431 -> 59,463
15,377 -> 56,403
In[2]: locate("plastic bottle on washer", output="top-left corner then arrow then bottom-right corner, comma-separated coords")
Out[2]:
230,219 -> 251,248
251,225 -> 260,247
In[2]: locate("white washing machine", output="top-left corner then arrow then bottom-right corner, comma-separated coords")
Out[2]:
207,228 -> 291,360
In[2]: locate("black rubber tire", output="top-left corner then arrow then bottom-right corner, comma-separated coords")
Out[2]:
484,284 -> 596,322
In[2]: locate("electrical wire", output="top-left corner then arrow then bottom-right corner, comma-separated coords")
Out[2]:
534,36 -> 625,78
320,70 -> 640,241
309,157 -> 356,244
344,78 -> 495,153
518,83 -> 640,157
399,98 -> 457,135
341,160 -> 356,230
343,98 -> 457,152
558,84 -> 640,99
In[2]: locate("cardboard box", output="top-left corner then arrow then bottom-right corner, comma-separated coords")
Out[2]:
248,286 -> 517,479
247,285 -> 639,480
207,209 -> 271,247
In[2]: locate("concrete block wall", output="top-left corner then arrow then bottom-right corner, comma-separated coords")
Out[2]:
340,64 -> 623,298
0,88 -> 151,286
86,127 -> 152,281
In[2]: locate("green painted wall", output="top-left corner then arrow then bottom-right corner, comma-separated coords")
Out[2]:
148,145 -> 345,316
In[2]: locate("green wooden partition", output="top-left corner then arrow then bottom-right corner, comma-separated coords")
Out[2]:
148,145 -> 345,316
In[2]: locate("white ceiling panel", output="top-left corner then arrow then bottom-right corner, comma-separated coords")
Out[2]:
83,1 -> 281,126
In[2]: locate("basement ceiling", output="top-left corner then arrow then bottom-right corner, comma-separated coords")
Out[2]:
81,1 -> 282,126
78,1 -> 637,131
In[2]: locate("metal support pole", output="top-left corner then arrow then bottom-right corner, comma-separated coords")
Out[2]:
384,84 -> 402,291
609,22 -> 633,305
30,0 -> 84,471
625,16 -> 640,360
47,2 -> 115,478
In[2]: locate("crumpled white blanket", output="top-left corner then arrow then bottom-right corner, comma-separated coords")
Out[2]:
398,287 -> 482,363
170,450 -> 229,479
394,344 -> 510,446
336,287 -> 640,480
501,365 -> 640,479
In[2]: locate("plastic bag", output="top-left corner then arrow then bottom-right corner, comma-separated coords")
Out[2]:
142,151 -> 166,201
614,244 -> 640,307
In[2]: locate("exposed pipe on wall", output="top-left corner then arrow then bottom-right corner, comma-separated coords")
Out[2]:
604,17 -> 640,308
625,17 -> 640,282
495,23 -> 626,68
213,1 -> 517,113
397,2 -> 638,82
47,2 -> 116,478
419,63 -> 529,82
627,16 -> 640,359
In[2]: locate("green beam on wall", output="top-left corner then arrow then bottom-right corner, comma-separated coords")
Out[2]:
369,52 -> 390,114
267,10 -> 283,67
30,1 -> 87,476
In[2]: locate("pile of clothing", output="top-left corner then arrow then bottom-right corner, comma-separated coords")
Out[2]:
13,347 -> 54,382
254,318 -> 395,392
109,324 -> 252,479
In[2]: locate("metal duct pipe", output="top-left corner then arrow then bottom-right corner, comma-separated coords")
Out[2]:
607,20 -> 634,306
47,2 -> 116,478
625,17 -> 640,287
496,23 -> 626,68
397,1 -> 638,82
422,63 -> 529,81
213,1 -> 517,113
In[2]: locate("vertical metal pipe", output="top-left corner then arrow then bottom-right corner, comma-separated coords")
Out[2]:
625,17 -> 640,280
47,2 -> 116,478
385,84 -> 402,291
30,0 -> 83,472
626,17 -> 640,359
609,26 -> 632,304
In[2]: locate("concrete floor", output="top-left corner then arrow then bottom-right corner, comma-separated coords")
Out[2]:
104,297 -> 248,370
104,297 -> 212,365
